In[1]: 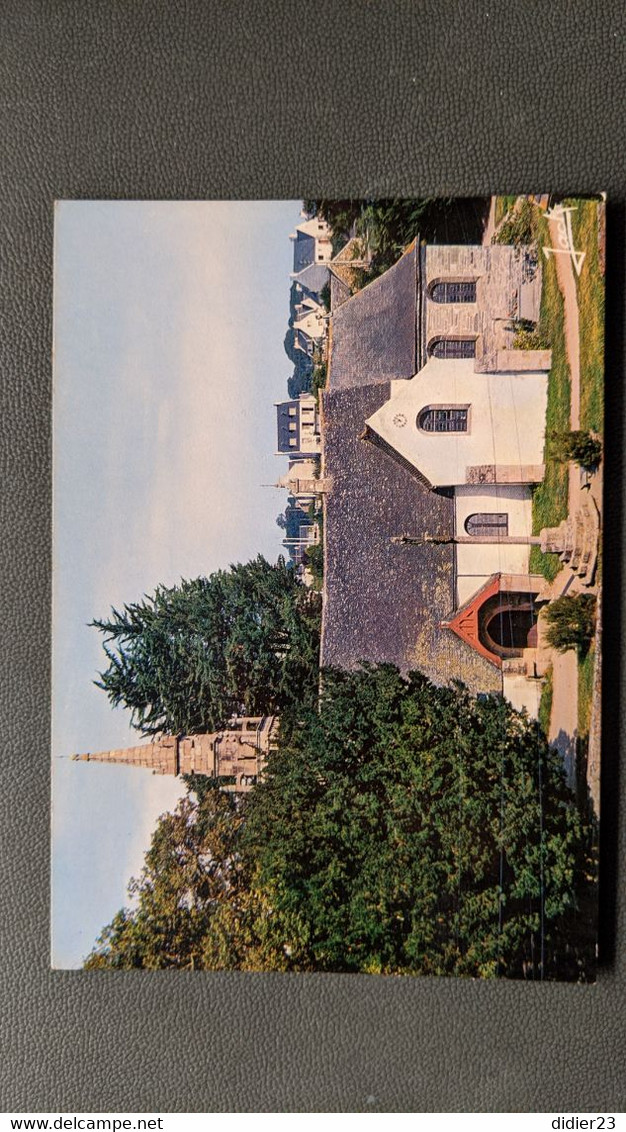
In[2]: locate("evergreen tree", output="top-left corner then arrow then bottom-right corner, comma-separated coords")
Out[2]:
91,556 -> 321,736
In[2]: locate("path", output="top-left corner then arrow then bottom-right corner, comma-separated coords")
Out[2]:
547,214 -> 581,430
545,211 -> 582,776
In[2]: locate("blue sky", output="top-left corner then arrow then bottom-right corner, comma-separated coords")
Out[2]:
52,200 -> 301,968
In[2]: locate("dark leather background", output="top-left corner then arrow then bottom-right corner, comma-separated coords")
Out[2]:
2,0 -> 625,1113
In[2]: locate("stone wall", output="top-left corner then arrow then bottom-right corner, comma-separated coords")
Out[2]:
423,244 -> 542,371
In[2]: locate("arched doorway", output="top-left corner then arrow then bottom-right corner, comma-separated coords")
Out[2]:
479,593 -> 538,659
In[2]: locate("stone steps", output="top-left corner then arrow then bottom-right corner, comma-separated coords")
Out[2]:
540,496 -> 600,587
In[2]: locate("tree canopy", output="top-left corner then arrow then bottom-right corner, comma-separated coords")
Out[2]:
303,197 -> 490,281
91,555 -> 322,736
85,666 -> 595,980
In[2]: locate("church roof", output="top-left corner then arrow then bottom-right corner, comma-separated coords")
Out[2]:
327,244 -> 420,392
330,271 -> 352,310
320,381 -> 500,693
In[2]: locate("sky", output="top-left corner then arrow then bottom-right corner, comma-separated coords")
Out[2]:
52,200 -> 301,968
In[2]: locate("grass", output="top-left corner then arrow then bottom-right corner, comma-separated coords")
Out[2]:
538,665 -> 553,738
566,198 -> 605,435
528,210 -> 571,581
577,642 -> 595,740
493,195 -> 518,228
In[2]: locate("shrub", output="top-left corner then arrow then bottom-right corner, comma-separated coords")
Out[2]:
492,198 -> 536,247
548,430 -> 602,470
544,594 -> 596,654
311,362 -> 327,403
511,318 -> 550,350
304,541 -> 324,587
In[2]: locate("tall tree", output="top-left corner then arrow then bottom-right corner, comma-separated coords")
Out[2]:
91,555 -> 321,736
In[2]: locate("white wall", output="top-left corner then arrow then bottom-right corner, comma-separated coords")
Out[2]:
502,672 -> 542,719
455,484 -> 533,593
366,358 -> 548,487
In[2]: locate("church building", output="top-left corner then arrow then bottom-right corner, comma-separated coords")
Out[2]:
73,716 -> 279,793
321,238 -> 552,715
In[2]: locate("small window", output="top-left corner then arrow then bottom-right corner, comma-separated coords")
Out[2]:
431,281 -> 476,303
464,513 -> 509,537
429,338 -> 476,359
289,438 -> 297,448
288,406 -> 297,416
289,422 -> 296,432
417,406 -> 469,432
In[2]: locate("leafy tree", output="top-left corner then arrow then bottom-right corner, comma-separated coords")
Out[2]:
91,556 -> 321,736
305,198 -> 490,281
87,667 -> 594,979
245,666 -> 593,979
544,594 -> 597,655
84,789 -> 247,970
319,282 -> 331,312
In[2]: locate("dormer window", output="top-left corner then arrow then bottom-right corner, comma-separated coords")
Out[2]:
429,337 -> 476,359
430,281 -> 476,303
417,405 -> 469,432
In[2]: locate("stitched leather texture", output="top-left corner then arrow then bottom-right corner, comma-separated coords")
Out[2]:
1,0 -> 625,1113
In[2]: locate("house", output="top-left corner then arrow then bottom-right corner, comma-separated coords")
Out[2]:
290,262 -> 330,301
276,393 -> 321,459
293,295 -> 327,348
320,239 -> 551,715
289,217 -> 333,301
276,458 -> 322,504
289,217 -> 333,272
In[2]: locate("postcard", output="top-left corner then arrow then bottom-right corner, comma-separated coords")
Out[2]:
52,196 -> 604,978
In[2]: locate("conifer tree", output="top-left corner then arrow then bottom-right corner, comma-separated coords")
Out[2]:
91,555 -> 321,736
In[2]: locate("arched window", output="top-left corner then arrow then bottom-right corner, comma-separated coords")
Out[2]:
429,337 -> 476,359
417,405 -> 469,433
430,280 -> 476,303
464,513 -> 509,537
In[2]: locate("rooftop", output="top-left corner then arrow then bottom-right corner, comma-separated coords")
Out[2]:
321,381 -> 500,693
327,245 -> 419,392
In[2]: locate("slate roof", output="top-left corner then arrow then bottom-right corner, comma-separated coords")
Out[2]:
291,263 -> 330,298
330,271 -> 352,310
293,230 -> 316,273
321,381 -> 501,694
327,244 -> 419,391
